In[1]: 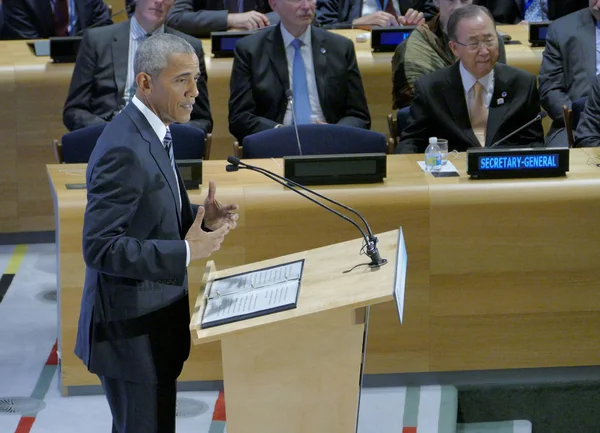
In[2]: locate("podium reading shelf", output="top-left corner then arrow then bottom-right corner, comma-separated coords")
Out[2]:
190,229 -> 405,433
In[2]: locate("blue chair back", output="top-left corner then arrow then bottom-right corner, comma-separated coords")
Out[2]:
572,96 -> 587,131
396,106 -> 411,138
170,124 -> 206,160
242,124 -> 387,159
61,124 -> 206,163
61,124 -> 107,163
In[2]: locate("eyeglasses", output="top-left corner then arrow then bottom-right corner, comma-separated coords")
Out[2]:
454,38 -> 497,51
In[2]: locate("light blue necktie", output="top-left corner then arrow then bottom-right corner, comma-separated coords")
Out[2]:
524,0 -> 543,22
291,39 -> 312,125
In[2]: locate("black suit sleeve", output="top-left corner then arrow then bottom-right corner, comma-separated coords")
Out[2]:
167,0 -> 229,38
574,77 -> 600,148
63,31 -> 109,131
419,0 -> 438,21
395,77 -> 430,153
315,0 -> 344,26
539,23 -> 570,124
335,40 -> 371,129
89,0 -> 112,28
3,0 -> 42,39
228,42 -> 280,143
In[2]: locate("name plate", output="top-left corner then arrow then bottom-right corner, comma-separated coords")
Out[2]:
371,26 -> 416,52
211,31 -> 253,58
467,147 -> 569,179
283,153 -> 386,185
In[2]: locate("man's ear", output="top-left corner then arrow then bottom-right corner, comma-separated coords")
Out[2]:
135,72 -> 153,94
448,40 -> 460,58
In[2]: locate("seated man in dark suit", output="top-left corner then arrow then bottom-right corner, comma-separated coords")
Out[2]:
167,0 -> 278,37
574,76 -> 600,147
3,0 -> 111,39
396,5 -> 543,153
392,0 -> 507,109
538,4 -> 598,147
63,0 -> 212,133
474,0 -> 587,24
316,0 -> 436,28
228,0 -> 371,144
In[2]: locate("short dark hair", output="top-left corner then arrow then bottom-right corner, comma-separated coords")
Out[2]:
446,4 -> 496,41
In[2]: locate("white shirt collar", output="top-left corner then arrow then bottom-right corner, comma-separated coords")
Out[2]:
459,61 -> 494,94
131,95 -> 168,143
280,24 -> 312,49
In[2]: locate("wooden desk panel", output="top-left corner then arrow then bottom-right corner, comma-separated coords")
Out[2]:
48,151 -> 600,394
2,25 -> 541,234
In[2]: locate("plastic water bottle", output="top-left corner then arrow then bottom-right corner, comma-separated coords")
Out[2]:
424,137 -> 442,172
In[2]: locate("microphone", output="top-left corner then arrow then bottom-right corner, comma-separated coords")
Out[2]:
75,0 -> 137,36
285,89 -> 303,156
489,111 -> 547,149
226,156 -> 387,268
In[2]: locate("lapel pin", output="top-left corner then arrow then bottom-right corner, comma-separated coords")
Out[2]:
320,47 -> 326,54
497,98 -> 505,105
501,91 -> 507,97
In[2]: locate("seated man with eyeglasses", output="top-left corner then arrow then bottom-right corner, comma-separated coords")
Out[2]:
228,0 -> 371,144
396,4 -> 543,153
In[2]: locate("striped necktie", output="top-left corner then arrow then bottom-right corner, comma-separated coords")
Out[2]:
163,127 -> 181,211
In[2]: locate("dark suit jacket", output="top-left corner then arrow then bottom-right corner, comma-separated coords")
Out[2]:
3,0 -> 111,39
538,8 -> 596,144
76,103 -> 196,383
316,0 -> 438,27
474,0 -> 587,24
574,76 -> 600,147
167,0 -> 276,37
63,21 -> 213,133
396,62 -> 543,153
228,24 -> 371,143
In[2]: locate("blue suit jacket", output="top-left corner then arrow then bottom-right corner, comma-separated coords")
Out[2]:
75,103 -> 196,383
3,0 -> 111,39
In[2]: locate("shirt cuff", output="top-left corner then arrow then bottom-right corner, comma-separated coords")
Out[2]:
185,240 -> 191,267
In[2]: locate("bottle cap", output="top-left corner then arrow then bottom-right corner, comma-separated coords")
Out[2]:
429,137 -> 438,145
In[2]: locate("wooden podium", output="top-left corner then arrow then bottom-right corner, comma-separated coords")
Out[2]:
190,229 -> 404,433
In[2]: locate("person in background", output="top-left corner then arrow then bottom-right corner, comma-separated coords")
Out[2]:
538,1 -> 599,147
474,0 -> 587,24
316,0 -> 436,28
574,76 -> 600,147
63,0 -> 212,134
391,0 -> 506,109
76,33 -> 238,433
396,4 -> 543,153
167,0 -> 279,37
2,0 -> 111,39
228,0 -> 371,144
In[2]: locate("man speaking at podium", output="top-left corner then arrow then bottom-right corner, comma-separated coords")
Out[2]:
396,4 -> 543,153
75,34 -> 238,433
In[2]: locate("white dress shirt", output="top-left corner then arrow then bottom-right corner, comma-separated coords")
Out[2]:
459,62 -> 495,119
280,25 -> 326,125
131,96 -> 191,267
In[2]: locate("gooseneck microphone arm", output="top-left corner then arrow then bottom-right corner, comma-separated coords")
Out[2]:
226,156 -> 387,268
285,89 -> 303,156
489,111 -> 547,148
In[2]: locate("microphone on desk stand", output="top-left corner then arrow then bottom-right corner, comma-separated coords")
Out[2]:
225,156 -> 387,269
285,89 -> 303,156
489,111 -> 547,148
